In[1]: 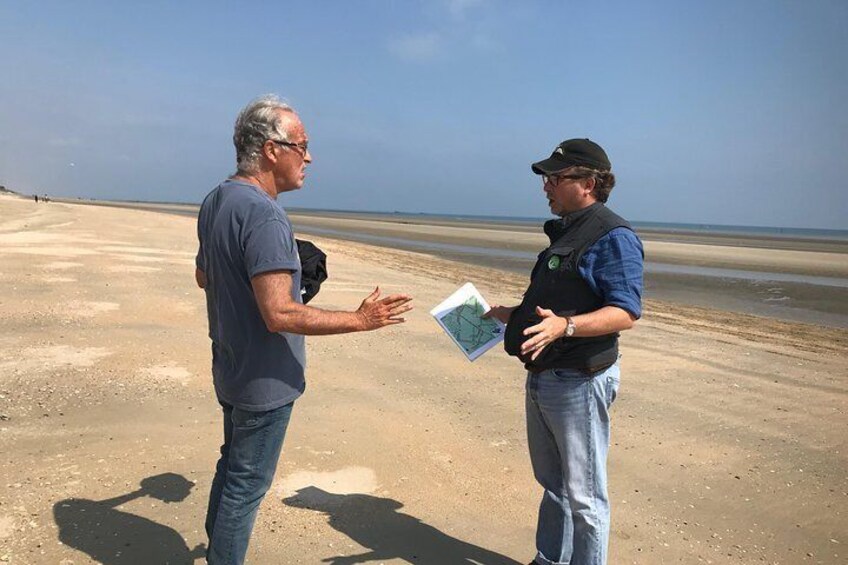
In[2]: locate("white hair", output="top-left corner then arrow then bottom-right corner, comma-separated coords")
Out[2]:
233,94 -> 295,175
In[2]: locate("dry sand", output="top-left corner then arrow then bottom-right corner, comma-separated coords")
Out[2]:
0,193 -> 846,564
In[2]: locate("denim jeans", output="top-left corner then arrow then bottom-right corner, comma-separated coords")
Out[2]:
205,401 -> 294,565
526,363 -> 620,565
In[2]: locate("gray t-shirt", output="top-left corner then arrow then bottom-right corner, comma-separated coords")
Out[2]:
196,179 -> 305,411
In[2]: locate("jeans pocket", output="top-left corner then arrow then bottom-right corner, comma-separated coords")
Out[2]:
605,369 -> 621,409
232,408 -> 266,429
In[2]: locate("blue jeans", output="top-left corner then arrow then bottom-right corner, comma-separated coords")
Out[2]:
205,401 -> 294,565
526,364 -> 620,565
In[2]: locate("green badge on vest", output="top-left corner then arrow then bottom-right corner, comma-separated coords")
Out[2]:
547,255 -> 561,270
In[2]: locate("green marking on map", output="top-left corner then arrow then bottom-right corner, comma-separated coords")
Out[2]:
441,296 -> 502,353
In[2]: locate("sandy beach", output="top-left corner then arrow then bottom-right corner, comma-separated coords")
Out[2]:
1,192 -> 846,564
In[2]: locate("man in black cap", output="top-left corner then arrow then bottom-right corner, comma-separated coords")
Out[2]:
485,139 -> 643,565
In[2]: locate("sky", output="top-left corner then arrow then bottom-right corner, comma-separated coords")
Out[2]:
1,0 -> 846,229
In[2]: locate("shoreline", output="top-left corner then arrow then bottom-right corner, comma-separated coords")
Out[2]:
53,196 -> 848,251
51,199 -> 848,277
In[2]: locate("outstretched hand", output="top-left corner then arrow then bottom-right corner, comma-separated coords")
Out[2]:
356,287 -> 413,331
520,306 -> 568,361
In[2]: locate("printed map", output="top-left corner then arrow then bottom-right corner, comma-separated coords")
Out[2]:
440,295 -> 503,353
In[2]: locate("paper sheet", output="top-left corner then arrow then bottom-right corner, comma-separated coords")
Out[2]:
430,282 -> 505,361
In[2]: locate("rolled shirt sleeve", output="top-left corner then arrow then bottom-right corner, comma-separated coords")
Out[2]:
578,227 -> 644,319
243,219 -> 300,279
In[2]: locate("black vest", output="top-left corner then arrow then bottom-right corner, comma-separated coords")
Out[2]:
504,203 -> 632,373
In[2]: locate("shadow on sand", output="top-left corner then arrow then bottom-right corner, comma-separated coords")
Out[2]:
53,472 -> 205,564
283,486 -> 521,565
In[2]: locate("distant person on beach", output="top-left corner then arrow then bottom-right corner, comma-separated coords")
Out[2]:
195,94 -> 413,565
484,139 -> 643,565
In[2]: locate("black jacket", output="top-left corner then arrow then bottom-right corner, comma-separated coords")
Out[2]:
504,203 -> 632,373
296,239 -> 327,305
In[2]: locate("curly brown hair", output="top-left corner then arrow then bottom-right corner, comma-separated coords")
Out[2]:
572,166 -> 617,203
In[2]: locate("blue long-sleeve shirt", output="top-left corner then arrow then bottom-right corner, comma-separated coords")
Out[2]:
577,227 -> 644,319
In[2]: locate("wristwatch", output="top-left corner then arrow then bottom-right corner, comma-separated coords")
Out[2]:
565,316 -> 576,338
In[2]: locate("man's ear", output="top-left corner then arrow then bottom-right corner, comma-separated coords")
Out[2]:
263,140 -> 278,163
582,176 -> 597,195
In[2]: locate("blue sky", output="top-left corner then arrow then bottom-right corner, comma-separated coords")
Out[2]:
1,0 -> 846,229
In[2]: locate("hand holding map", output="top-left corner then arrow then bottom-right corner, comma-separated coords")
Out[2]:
430,283 -> 505,361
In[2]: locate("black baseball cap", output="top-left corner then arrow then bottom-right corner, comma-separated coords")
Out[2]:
531,138 -> 611,175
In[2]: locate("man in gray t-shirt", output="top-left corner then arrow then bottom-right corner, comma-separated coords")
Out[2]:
196,95 -> 413,565
197,178 -> 306,411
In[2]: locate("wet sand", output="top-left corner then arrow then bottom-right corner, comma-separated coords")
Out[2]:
1,193 -> 846,564
284,213 -> 848,277
283,213 -> 848,328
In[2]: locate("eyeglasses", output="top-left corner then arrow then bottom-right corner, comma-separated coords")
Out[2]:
542,174 -> 586,186
271,139 -> 309,156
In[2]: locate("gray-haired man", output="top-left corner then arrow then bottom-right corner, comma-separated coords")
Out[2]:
195,95 -> 413,564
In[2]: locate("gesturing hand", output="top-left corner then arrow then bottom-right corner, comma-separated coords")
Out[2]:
520,306 -> 568,361
356,287 -> 414,330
